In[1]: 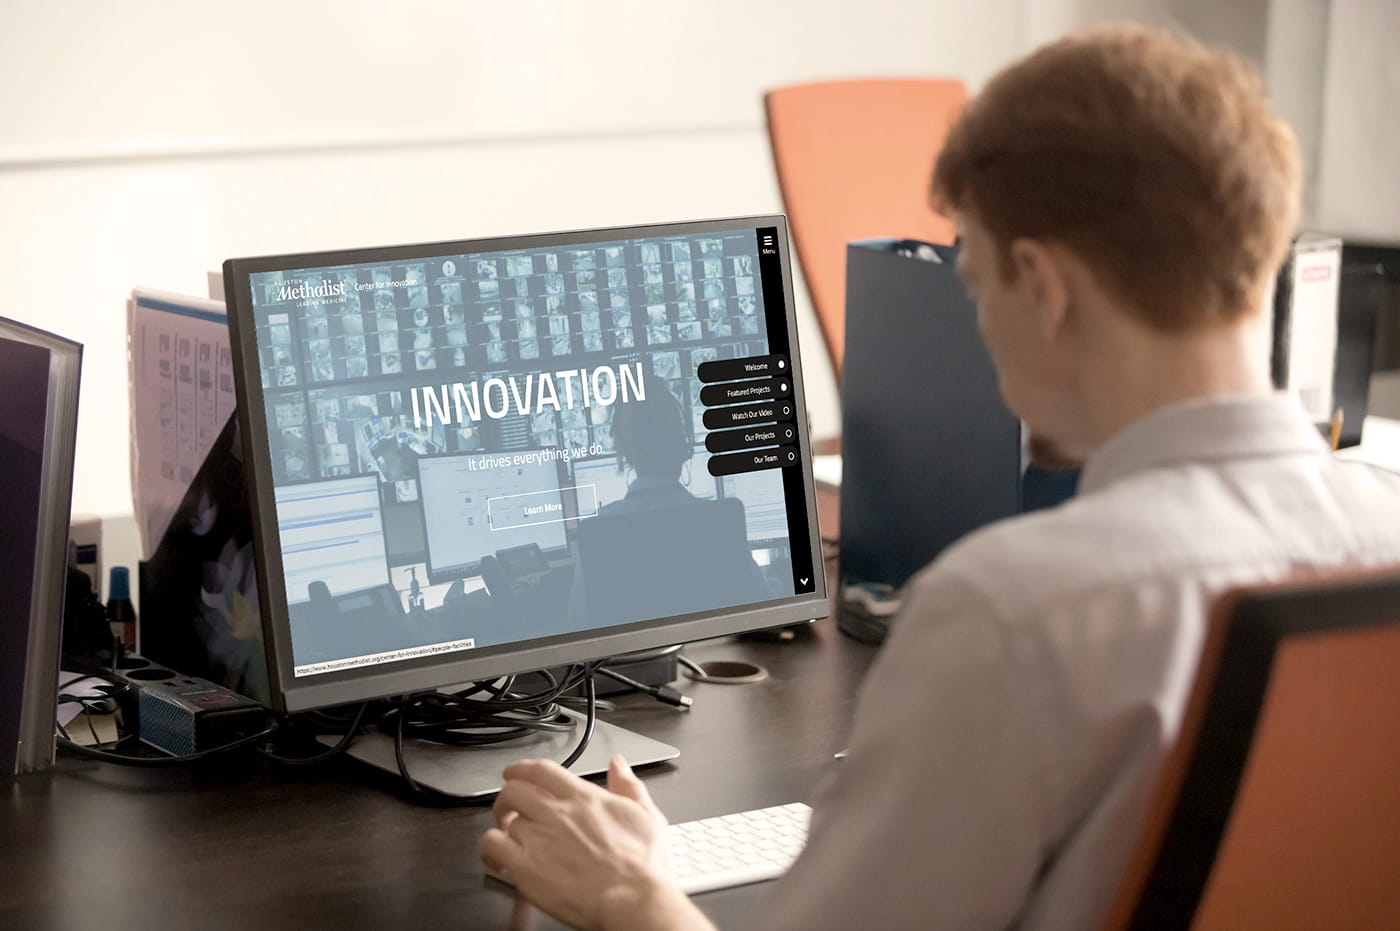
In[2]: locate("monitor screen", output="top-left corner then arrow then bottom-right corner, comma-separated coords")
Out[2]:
275,474 -> 391,602
418,454 -> 571,580
224,216 -> 825,713
722,469 -> 791,545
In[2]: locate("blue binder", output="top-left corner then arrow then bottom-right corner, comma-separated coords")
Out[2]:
838,240 -> 1022,591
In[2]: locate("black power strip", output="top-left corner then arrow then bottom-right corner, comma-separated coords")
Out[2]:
109,657 -> 270,756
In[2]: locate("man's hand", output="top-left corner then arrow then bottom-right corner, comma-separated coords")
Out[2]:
479,756 -> 713,931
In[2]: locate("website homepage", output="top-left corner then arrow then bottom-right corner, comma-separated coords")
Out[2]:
246,227 -> 813,677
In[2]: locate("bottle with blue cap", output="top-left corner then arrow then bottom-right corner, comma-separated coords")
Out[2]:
107,565 -> 137,655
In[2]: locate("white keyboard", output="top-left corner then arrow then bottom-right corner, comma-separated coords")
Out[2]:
668,802 -> 812,895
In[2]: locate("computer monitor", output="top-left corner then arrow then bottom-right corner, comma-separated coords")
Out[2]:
222,216 -> 825,745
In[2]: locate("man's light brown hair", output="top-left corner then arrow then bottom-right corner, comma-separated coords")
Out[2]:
931,25 -> 1301,330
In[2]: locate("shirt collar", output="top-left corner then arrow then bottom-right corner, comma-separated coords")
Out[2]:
1079,392 -> 1329,494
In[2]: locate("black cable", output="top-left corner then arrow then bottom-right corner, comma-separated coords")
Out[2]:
57,693 -> 118,719
59,654 -> 642,792
57,721 -> 281,767
392,702 -> 430,797
387,698 -> 575,748
595,666 -> 692,709
384,662 -> 594,749
258,701 -> 373,765
56,667 -> 134,705
56,669 -> 281,765
557,693 -> 617,714
676,654 -> 707,678
558,666 -> 598,769
56,694 -> 118,748
454,675 -> 519,701
389,662 -> 604,802
386,662 -> 594,799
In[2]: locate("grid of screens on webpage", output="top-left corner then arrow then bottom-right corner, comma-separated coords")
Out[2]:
244,225 -> 814,677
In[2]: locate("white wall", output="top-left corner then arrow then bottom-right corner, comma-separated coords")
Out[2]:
1260,0 -> 1331,226
1022,0 -> 1172,45
1314,0 -> 1400,243
1,0 -> 1024,524
7,0 -> 1396,536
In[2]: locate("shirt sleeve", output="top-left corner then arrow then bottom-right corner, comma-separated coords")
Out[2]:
750,564 -> 1053,930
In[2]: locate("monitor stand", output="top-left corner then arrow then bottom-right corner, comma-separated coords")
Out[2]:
318,708 -> 679,799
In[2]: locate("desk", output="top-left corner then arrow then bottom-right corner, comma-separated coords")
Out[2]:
2,538 -> 871,931
1336,414 -> 1400,470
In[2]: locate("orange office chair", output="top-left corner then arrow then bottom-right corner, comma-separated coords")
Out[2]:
1104,566 -> 1400,930
764,78 -> 966,379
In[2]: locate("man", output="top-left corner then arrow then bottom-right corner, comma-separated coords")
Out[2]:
566,375 -> 770,631
479,25 -> 1400,930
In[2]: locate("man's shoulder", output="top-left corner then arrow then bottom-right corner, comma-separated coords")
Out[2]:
915,456 -> 1400,621
893,498 -> 1125,634
922,497 -> 1127,600
1332,458 -> 1400,494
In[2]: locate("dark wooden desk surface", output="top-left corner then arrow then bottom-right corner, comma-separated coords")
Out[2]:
2,503 -> 871,931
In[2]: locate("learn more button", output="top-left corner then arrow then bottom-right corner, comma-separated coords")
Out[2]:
487,485 -> 597,531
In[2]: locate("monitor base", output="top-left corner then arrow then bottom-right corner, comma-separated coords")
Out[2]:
321,708 -> 679,799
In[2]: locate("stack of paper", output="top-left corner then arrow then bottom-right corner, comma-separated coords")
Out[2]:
126,287 -> 234,558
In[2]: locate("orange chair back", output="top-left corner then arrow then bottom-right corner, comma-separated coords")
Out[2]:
1106,567 -> 1400,930
764,78 -> 966,378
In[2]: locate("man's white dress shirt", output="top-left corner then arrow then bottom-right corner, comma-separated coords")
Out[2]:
754,393 -> 1400,930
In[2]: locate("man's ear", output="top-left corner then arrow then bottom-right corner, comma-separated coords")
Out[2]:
1008,238 -> 1071,341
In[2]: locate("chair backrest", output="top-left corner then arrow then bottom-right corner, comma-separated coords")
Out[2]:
575,497 -> 764,627
763,78 -> 966,379
1104,566 -> 1400,930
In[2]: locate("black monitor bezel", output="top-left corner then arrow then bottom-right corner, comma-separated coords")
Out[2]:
224,214 -> 826,713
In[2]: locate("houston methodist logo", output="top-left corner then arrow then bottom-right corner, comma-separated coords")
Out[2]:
277,278 -> 348,301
